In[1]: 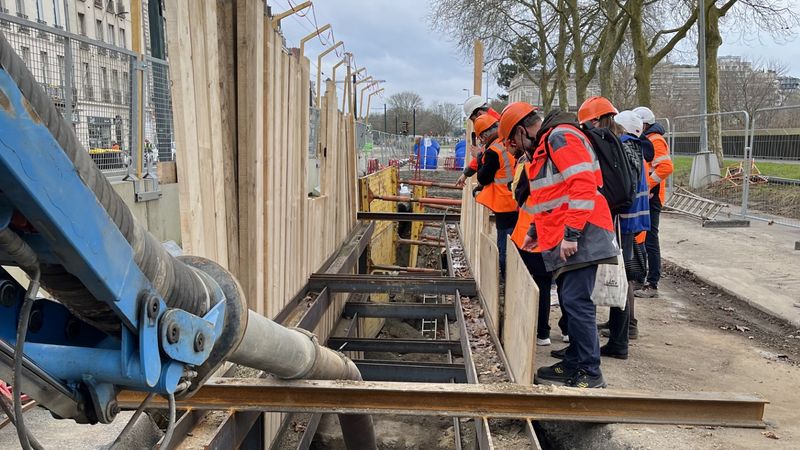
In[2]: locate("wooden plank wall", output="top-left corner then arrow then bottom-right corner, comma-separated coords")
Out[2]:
166,1 -> 359,445
358,167 -> 399,336
503,236 -> 539,384
478,232 -> 500,325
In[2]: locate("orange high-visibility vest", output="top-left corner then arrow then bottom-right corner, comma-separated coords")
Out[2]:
644,132 -> 673,205
475,139 -> 517,213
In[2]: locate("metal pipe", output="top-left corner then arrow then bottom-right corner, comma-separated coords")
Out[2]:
424,204 -> 462,212
400,179 -> 463,190
230,311 -> 377,449
397,239 -> 446,248
369,264 -> 442,274
371,194 -> 462,207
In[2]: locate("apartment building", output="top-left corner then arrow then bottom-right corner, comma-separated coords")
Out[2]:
0,0 -> 167,165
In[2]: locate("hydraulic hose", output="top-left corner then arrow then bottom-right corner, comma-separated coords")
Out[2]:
0,31 -> 211,334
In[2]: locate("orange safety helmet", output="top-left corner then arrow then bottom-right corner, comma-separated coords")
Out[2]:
577,96 -> 618,124
474,114 -> 498,137
498,102 -> 538,144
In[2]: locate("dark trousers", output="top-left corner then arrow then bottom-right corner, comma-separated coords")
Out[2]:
645,202 -> 662,287
497,226 -> 514,279
557,265 -> 601,377
607,233 -> 637,351
518,249 -> 564,340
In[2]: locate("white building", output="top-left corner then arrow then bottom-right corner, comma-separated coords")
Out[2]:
0,1 -> 163,165
507,72 -> 601,110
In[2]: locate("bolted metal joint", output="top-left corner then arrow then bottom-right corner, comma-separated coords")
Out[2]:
106,401 -> 120,421
143,292 -> 160,325
166,321 -> 180,344
193,332 -> 205,352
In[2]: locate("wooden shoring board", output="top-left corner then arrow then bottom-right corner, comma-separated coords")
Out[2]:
165,0 -> 205,257
264,16 -> 277,319
236,0 -> 265,314
503,237 -> 538,384
358,167 -> 398,337
188,4 -> 220,265
478,232 -> 500,328
408,185 -> 427,268
216,0 -> 239,276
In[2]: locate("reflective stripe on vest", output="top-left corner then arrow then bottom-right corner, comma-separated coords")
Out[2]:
652,154 -> 671,165
619,210 -> 650,219
521,195 -> 570,214
490,143 -> 514,184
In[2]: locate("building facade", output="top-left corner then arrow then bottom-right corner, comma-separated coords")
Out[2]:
0,1 -> 170,171
507,72 -> 601,110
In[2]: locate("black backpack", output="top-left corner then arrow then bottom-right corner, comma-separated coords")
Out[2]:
581,126 -> 636,215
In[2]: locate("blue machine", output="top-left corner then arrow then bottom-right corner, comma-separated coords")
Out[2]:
0,54 -> 237,426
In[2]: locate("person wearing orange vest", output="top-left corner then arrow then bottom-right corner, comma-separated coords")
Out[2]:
500,102 -> 619,388
632,106 -> 673,298
499,103 -> 567,348
473,114 -> 517,279
457,96 -> 502,187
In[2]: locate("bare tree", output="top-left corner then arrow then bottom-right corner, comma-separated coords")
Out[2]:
427,102 -> 464,135
718,58 -> 787,123
623,0 -> 698,106
702,0 -> 799,165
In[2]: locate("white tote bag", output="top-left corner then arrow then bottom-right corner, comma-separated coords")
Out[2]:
592,254 -> 628,308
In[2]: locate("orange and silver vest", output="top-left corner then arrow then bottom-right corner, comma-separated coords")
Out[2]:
475,138 -> 517,213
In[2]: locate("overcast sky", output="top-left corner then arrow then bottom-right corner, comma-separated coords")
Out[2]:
270,0 -> 800,111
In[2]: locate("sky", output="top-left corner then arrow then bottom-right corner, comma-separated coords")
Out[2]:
270,0 -> 800,111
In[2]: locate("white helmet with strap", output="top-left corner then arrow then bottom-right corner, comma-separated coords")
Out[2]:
464,95 -> 488,118
615,110 -> 644,136
632,106 -> 656,125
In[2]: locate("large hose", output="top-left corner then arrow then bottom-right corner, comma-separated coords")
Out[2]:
0,31 -> 210,334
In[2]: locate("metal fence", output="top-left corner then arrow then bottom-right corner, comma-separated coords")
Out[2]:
0,14 -> 173,181
356,122 -> 414,174
742,105 -> 800,227
671,111 -> 750,209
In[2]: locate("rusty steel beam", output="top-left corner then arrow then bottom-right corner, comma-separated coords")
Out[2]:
118,379 -> 767,428
399,179 -> 463,190
369,263 -> 442,273
397,238 -> 446,247
371,193 -> 463,207
357,211 -> 461,222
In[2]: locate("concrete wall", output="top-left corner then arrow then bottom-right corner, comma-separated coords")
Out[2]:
112,181 -> 182,245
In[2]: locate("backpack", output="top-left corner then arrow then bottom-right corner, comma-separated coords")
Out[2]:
582,126 -> 636,215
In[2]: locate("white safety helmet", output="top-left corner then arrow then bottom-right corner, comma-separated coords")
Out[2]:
464,95 -> 488,119
632,106 -> 656,125
614,110 -> 644,136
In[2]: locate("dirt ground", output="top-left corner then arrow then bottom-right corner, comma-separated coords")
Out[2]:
537,262 -> 800,449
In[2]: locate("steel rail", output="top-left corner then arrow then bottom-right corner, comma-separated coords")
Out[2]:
118,379 -> 767,428
357,211 -> 461,222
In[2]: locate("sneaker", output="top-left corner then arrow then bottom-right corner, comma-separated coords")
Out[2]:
550,346 -> 568,359
561,334 -> 570,343
600,344 -> 629,360
537,338 -> 552,346
634,284 -> 659,298
566,369 -> 607,388
597,321 -> 609,330
534,362 -> 576,385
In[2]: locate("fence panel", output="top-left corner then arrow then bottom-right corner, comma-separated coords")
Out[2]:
671,111 -> 749,209
0,14 -> 174,181
743,105 -> 800,228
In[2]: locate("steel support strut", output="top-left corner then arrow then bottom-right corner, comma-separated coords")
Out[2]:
117,379 -> 767,428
